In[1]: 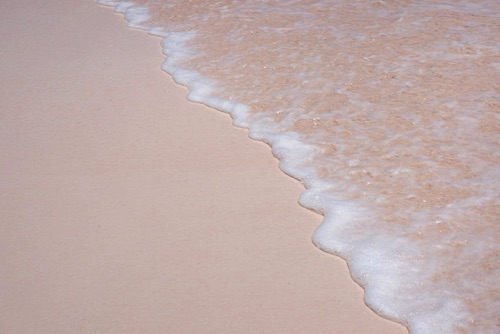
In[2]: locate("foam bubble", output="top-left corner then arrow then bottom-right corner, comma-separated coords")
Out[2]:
97,1 -> 500,332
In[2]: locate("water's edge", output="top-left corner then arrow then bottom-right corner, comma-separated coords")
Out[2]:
94,0 -> 408,329
95,1 -> 499,332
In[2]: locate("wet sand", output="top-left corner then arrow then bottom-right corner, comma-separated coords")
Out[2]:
0,1 -> 407,333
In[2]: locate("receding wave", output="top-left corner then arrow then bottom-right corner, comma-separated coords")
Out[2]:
97,1 -> 500,332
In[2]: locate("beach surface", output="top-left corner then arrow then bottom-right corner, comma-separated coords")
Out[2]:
0,1 -> 407,333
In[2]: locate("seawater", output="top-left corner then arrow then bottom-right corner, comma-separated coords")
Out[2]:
97,1 -> 499,332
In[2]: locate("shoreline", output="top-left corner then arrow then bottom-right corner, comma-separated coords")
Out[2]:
0,1 -> 407,333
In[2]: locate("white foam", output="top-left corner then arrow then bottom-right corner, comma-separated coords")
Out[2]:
97,1 -> 500,332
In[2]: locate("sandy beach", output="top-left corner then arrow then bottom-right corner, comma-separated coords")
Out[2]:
0,1 -> 407,333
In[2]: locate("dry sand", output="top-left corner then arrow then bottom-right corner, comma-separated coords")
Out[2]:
0,1 -> 407,333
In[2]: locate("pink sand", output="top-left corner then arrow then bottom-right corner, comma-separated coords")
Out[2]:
0,1 -> 407,333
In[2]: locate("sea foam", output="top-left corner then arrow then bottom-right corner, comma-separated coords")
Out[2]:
97,1 -> 500,332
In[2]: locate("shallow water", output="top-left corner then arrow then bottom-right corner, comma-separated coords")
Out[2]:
97,1 -> 499,332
